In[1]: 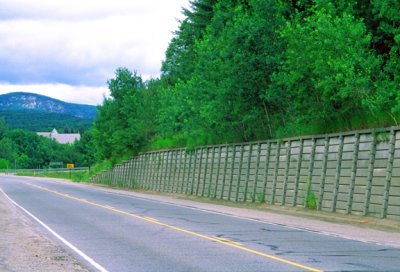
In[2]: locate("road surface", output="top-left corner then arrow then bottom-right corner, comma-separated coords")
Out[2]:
1,175 -> 400,272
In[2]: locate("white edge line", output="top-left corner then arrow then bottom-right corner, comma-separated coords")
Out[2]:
0,188 -> 109,272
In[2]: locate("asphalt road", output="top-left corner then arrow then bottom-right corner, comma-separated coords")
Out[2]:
1,175 -> 400,272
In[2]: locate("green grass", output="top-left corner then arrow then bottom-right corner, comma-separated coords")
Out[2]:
15,160 -> 117,183
256,192 -> 265,204
143,131 -> 225,152
90,160 -> 113,175
16,170 -> 89,182
275,111 -> 400,140
145,134 -> 188,150
304,180 -> 317,209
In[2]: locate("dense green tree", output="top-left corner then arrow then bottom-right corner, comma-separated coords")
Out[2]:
155,80 -> 200,144
158,0 -> 284,143
0,137 -> 15,163
268,1 -> 383,134
0,158 -> 11,170
15,154 -> 30,169
73,129 -> 96,166
190,0 -> 284,140
0,117 -> 7,139
0,128 -> 91,169
372,0 -> 400,120
91,0 -> 399,162
93,68 -> 158,161
161,0 -> 217,85
6,129 -> 54,168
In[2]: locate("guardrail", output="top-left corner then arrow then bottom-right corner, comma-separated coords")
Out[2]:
1,167 -> 89,175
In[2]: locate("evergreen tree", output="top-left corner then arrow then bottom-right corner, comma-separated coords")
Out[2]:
161,0 -> 217,85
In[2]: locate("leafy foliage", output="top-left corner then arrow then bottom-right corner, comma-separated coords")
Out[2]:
92,0 -> 399,162
269,2 -> 382,130
0,118 -> 95,169
93,68 -> 158,161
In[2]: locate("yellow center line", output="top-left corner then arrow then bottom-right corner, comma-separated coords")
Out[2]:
27,183 -> 323,272
142,216 -> 159,222
214,237 -> 243,246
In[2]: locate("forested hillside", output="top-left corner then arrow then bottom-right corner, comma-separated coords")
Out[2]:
93,0 -> 399,162
0,110 -> 93,132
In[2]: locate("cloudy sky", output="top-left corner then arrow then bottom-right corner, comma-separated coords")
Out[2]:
0,0 -> 190,105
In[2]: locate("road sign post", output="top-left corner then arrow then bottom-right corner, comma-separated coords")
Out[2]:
67,164 -> 74,178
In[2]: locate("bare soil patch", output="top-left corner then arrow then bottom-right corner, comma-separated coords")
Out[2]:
0,192 -> 91,272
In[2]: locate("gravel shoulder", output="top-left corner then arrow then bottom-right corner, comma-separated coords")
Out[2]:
0,188 -> 90,272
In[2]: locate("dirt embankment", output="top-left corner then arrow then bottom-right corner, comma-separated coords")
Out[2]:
0,192 -> 90,272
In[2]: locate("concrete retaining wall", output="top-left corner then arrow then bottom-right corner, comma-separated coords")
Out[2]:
90,127 -> 400,220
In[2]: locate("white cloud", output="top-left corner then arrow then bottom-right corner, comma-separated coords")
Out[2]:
0,0 -> 186,21
0,0 -> 189,103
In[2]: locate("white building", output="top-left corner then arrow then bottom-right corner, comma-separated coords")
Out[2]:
37,128 -> 80,144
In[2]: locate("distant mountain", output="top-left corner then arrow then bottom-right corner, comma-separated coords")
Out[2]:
0,92 -> 96,119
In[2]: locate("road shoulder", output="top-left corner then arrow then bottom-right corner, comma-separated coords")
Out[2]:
0,187 -> 90,272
